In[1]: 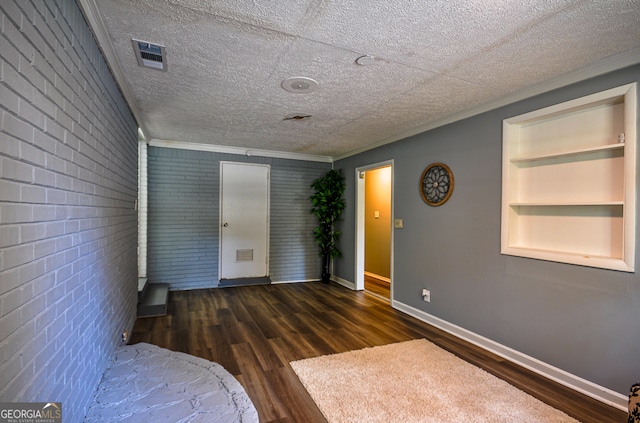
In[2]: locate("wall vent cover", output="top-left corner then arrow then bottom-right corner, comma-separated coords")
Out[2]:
236,249 -> 254,262
132,39 -> 167,71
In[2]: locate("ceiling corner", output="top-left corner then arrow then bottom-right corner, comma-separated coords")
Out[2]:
77,0 -> 148,138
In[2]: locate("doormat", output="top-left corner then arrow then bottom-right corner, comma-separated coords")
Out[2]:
218,276 -> 271,287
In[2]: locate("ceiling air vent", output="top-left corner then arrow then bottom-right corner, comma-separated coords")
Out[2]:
132,39 -> 167,71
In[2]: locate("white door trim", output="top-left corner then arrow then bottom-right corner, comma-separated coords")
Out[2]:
354,160 -> 394,296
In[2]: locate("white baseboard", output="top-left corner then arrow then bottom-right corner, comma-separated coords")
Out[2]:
271,277 -> 358,290
270,278 -> 318,284
392,300 -> 628,411
271,278 -> 360,291
331,275 -> 357,290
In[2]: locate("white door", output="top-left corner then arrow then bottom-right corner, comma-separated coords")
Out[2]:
220,162 -> 270,279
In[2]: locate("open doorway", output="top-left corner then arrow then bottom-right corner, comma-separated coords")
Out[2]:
355,161 -> 393,301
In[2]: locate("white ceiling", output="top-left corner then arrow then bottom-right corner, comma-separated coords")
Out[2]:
79,0 -> 640,160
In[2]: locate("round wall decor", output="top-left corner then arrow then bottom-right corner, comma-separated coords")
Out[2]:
420,162 -> 454,206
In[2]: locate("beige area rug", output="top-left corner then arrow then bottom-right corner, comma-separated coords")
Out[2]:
290,339 -> 579,423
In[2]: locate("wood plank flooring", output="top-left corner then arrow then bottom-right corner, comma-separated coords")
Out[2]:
364,274 -> 390,299
129,282 -> 626,423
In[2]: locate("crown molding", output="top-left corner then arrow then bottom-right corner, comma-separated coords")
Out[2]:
148,139 -> 333,163
77,0 -> 148,138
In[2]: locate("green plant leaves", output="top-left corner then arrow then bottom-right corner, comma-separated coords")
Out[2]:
309,169 -> 346,259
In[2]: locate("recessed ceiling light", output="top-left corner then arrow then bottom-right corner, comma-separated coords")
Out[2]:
281,77 -> 318,94
356,55 -> 375,66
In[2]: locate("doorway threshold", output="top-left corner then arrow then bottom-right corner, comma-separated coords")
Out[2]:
218,276 -> 272,288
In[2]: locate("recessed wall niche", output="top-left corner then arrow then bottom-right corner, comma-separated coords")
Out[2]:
501,83 -> 637,272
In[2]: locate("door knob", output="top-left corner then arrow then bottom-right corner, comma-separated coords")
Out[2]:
223,222 -> 228,227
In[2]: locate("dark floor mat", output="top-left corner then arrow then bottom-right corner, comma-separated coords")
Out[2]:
218,276 -> 272,287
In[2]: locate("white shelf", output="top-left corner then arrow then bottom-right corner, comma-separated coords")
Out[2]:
501,83 -> 636,272
501,247 -> 632,273
509,201 -> 624,207
510,143 -> 624,163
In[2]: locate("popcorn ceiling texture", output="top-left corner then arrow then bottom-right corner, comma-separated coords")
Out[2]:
87,0 -> 640,157
0,0 -> 138,421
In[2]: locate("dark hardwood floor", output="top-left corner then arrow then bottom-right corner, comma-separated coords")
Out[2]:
364,274 -> 390,299
129,282 -> 626,423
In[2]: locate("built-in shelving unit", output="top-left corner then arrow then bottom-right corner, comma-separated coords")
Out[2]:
501,83 -> 636,272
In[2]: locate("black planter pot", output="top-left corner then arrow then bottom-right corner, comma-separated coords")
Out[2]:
321,254 -> 331,284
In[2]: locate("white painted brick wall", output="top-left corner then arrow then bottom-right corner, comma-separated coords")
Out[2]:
0,0 -> 138,421
137,140 -> 148,277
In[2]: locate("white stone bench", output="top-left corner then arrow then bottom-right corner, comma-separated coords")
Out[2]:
85,343 -> 258,423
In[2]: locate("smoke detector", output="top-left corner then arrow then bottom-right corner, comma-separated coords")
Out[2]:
132,39 -> 167,71
281,77 -> 318,93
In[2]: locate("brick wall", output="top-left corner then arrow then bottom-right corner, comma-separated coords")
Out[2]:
0,0 -> 138,420
148,147 -> 331,290
270,164 -> 329,282
148,147 -> 217,290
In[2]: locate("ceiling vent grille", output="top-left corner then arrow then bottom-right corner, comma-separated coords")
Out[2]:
132,39 -> 167,71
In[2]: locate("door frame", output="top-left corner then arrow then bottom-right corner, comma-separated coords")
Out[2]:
355,160 -> 394,297
218,161 -> 270,280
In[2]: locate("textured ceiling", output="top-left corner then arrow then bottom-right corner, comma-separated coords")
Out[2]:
80,0 -> 640,159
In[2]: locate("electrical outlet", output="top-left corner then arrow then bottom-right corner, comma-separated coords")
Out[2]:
421,289 -> 431,302
121,330 -> 129,342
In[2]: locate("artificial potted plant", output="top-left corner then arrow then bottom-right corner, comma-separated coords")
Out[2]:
309,169 -> 346,284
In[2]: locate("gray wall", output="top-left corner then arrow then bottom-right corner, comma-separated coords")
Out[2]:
148,147 -> 331,290
0,0 -> 139,420
335,65 -> 640,395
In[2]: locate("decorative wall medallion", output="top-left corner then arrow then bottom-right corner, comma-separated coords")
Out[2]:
420,162 -> 454,206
